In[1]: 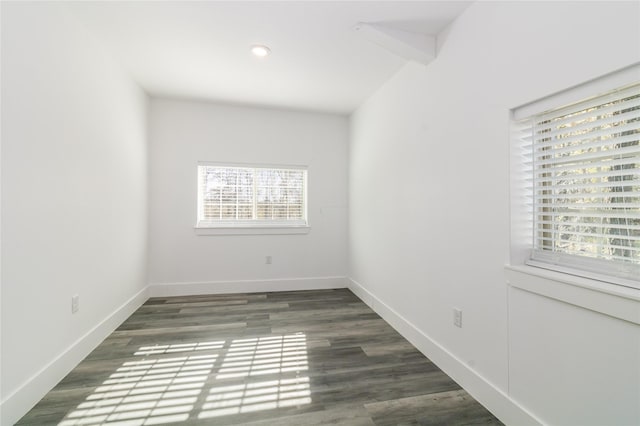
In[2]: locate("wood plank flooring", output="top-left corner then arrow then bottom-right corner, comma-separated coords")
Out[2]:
17,289 -> 502,425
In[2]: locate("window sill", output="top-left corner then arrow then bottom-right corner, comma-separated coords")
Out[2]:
505,264 -> 640,325
194,225 -> 311,236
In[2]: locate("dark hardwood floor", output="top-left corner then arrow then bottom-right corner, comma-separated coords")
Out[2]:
17,289 -> 502,425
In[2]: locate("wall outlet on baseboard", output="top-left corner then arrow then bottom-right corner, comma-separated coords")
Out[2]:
265,255 -> 272,264
72,294 -> 80,314
453,308 -> 462,328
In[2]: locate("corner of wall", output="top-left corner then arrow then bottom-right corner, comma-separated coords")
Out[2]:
0,286 -> 149,426
148,276 -> 349,298
346,277 -> 542,426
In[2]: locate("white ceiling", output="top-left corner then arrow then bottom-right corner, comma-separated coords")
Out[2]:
67,1 -> 472,114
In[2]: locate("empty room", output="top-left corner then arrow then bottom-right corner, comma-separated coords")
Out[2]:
1,1 -> 639,425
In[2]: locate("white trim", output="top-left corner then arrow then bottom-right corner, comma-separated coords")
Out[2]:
194,225 -> 310,236
510,65 -> 640,289
0,286 -> 149,426
148,276 -> 348,297
197,161 -> 308,171
513,63 -> 640,120
525,259 -> 640,291
347,277 -> 543,426
505,264 -> 640,325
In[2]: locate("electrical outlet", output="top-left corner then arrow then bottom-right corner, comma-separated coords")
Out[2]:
453,308 -> 462,328
72,294 -> 80,314
265,255 -> 272,264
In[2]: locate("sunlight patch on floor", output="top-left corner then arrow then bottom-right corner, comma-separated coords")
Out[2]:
198,377 -> 311,419
58,333 -> 310,425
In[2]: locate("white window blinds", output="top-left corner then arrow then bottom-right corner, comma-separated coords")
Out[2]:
197,164 -> 307,227
522,82 -> 640,285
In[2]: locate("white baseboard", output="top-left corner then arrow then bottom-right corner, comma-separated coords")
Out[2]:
347,278 -> 542,426
0,286 -> 149,426
3,276 -> 531,425
1,276 -> 347,424
148,276 -> 348,297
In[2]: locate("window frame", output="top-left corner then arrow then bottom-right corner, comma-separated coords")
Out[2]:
195,162 -> 310,235
510,64 -> 640,290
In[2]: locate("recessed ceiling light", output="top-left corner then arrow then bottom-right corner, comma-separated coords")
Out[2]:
251,44 -> 271,58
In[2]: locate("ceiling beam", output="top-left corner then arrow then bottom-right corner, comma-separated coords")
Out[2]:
354,22 -> 436,65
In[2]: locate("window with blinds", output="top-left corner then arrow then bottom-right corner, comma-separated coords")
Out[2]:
520,82 -> 640,285
197,164 -> 307,227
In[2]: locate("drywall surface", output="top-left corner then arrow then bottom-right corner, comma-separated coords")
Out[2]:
349,1 -> 640,424
148,99 -> 348,286
508,283 -> 640,425
1,2 -> 148,423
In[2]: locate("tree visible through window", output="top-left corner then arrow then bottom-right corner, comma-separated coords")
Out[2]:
527,82 -> 640,282
197,165 -> 307,227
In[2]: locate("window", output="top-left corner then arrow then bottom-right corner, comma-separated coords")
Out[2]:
196,164 -> 308,229
515,80 -> 640,286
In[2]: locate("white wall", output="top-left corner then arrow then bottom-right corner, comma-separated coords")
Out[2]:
349,1 -> 640,425
507,271 -> 640,426
148,99 -> 348,291
1,3 -> 148,424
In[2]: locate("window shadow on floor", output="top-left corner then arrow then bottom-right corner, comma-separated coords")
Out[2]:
58,333 -> 311,425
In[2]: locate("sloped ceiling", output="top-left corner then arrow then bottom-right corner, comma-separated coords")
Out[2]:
68,1 -> 472,114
